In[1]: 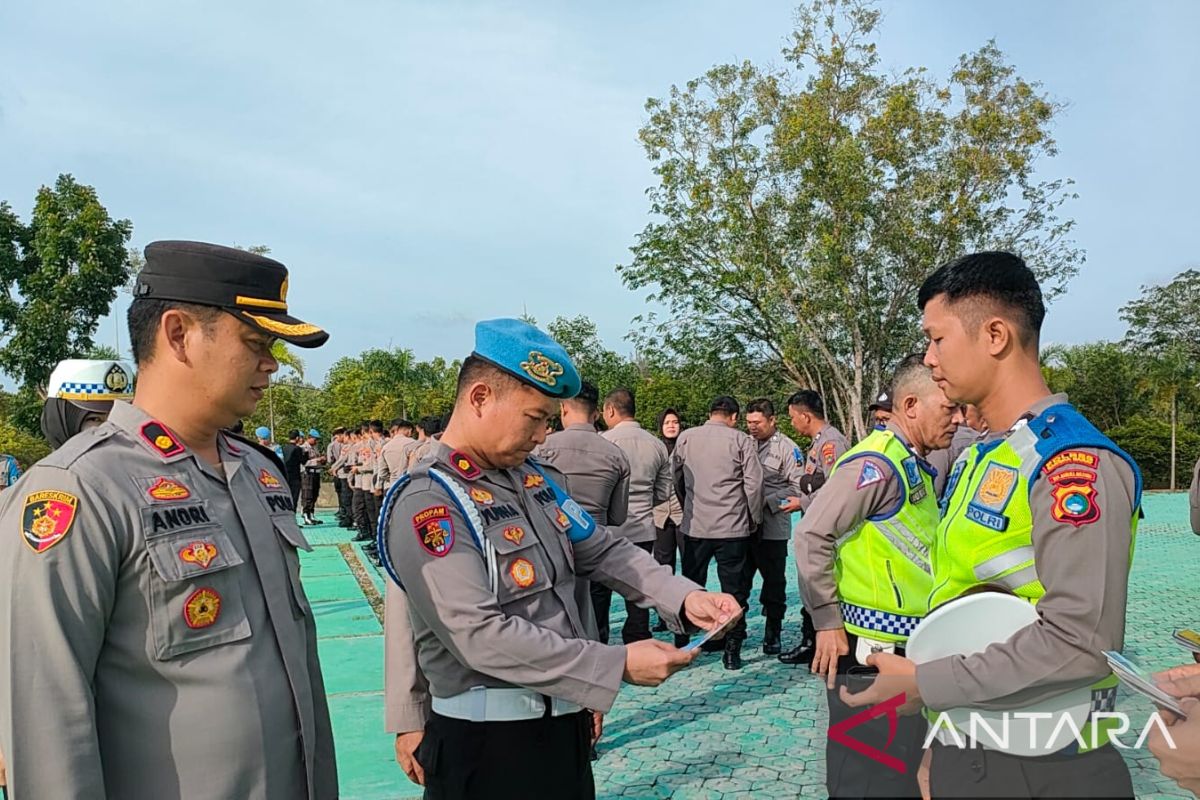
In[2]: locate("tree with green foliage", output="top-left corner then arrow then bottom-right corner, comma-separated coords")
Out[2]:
0,174 -> 133,391
318,349 -> 459,433
1041,342 -> 1146,431
1121,270 -> 1200,489
620,0 -> 1082,438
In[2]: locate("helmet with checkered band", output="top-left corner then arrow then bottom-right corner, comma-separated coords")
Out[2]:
46,359 -> 135,410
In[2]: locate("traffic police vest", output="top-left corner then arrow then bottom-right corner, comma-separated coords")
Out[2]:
929,402 -> 1143,752
830,429 -> 938,644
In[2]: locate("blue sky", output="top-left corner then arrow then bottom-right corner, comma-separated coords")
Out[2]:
2,0 -> 1197,384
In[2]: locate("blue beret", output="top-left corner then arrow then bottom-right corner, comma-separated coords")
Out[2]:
254,426 -> 271,439
472,318 -> 581,399
308,428 -> 320,438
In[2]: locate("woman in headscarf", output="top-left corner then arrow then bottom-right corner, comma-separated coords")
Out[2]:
650,408 -> 686,630
40,359 -> 135,449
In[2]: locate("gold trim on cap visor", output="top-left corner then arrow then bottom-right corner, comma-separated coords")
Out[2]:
58,391 -> 134,401
241,311 -> 324,337
235,295 -> 289,310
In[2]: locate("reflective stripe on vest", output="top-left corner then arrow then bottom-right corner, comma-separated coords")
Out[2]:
929,405 -> 1141,752
830,429 -> 939,643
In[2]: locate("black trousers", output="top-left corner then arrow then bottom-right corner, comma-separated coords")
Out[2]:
590,541 -> 654,644
418,710 -> 594,800
300,471 -> 320,515
681,535 -> 749,641
653,518 -> 683,572
351,488 -> 370,537
929,739 -> 1134,798
366,491 -> 381,537
334,477 -> 351,522
826,636 -> 925,798
743,529 -> 787,623
287,478 -> 302,506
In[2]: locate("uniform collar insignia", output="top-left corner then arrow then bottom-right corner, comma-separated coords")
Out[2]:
447,450 -> 482,481
139,420 -> 186,459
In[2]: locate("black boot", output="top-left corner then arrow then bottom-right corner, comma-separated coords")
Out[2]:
722,637 -> 743,671
777,636 -> 816,665
674,633 -> 690,649
762,619 -> 782,655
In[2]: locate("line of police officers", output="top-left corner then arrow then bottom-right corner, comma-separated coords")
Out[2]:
1,243 -> 1199,800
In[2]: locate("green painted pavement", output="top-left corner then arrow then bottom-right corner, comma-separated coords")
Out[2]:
304,495 -> 1199,799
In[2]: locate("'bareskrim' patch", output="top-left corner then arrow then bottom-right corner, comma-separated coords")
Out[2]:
22,490 -> 79,554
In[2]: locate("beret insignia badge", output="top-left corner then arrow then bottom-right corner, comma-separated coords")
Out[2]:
520,351 -> 564,388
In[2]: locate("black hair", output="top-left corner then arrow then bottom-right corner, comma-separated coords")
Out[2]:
604,387 -> 636,418
368,420 -> 385,434
332,426 -> 346,436
565,381 -> 599,415
786,390 -> 824,418
418,415 -> 442,436
455,354 -> 521,400
288,429 -> 302,440
710,395 -> 740,416
127,298 -> 223,365
745,398 -> 775,417
917,251 -> 1045,345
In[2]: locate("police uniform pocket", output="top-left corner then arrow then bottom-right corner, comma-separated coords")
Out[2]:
485,523 -> 552,603
273,515 -> 314,619
142,524 -> 251,660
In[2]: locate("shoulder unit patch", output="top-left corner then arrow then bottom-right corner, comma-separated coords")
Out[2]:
413,505 -> 455,557
856,461 -> 885,490
1047,467 -> 1100,527
22,490 -> 79,554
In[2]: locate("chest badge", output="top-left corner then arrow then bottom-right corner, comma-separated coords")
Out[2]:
523,473 -> 545,489
179,541 -> 218,569
470,487 -> 494,506
509,557 -> 536,588
503,525 -> 525,545
258,469 -> 283,490
148,477 -> 191,502
183,587 -> 222,628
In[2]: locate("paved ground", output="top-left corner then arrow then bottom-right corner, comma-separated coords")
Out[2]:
305,492 -> 1198,799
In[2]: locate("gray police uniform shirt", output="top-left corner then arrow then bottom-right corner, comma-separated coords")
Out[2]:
378,434 -> 415,491
756,431 -> 805,541
916,394 -> 1139,712
601,420 -> 671,545
799,422 -> 851,512
0,401 -> 336,800
534,423 -> 631,527
672,419 -> 764,539
384,441 -> 702,716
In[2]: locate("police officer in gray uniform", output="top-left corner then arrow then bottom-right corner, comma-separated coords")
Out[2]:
0,241 -> 336,799
535,382 -> 631,645
779,389 -> 851,666
743,398 -> 804,655
600,387 -> 672,644
379,319 -> 739,800
673,395 -> 764,670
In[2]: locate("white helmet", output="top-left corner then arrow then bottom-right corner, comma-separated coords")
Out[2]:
46,359 -> 135,410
